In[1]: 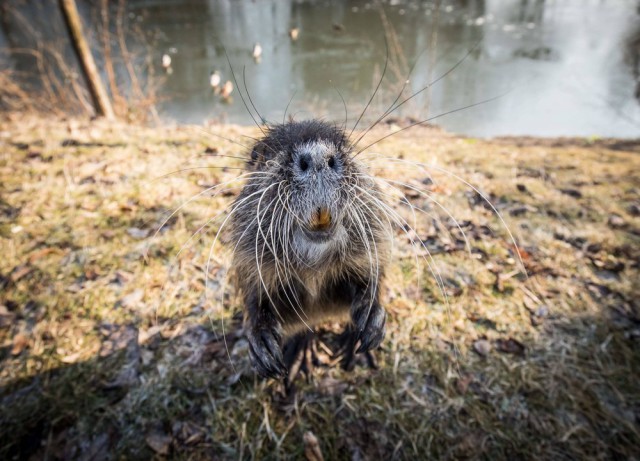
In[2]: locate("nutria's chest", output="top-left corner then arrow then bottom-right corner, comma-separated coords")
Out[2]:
275,241 -> 388,336
279,267 -> 353,336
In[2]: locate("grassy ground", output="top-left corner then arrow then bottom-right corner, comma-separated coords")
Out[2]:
0,114 -> 638,460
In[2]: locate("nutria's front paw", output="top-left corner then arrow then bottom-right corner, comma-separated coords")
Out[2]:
351,301 -> 387,353
246,324 -> 287,379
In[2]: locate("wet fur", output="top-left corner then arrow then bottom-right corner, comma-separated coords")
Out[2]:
229,120 -> 392,378
207,39 -> 524,379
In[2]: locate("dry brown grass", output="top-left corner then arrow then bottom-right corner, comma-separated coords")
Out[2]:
0,114 -> 638,460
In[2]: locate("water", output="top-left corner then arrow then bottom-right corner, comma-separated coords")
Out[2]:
4,0 -> 640,137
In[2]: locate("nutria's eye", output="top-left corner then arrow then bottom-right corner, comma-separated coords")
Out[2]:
299,156 -> 309,171
328,156 -> 336,169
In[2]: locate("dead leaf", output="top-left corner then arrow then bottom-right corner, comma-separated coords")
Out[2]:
456,374 -> 473,394
145,428 -> 171,455
84,266 -> 101,280
509,204 -> 538,216
496,338 -> 525,356
119,289 -> 144,309
27,247 -> 60,263
10,264 -> 33,282
0,305 -> 15,328
304,431 -> 324,461
11,332 -> 29,355
61,351 -> 83,364
119,201 -> 138,212
511,244 -> 533,262
430,184 -> 449,194
66,283 -> 83,293
389,297 -> 414,317
627,203 -> 640,217
173,421 -> 205,445
591,257 -> 625,273
114,270 -> 134,284
559,188 -> 582,199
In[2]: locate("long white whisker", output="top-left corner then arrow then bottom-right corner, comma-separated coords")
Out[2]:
204,184 -> 281,370
376,176 -> 473,256
263,183 -> 312,329
273,184 -> 311,325
148,171 -> 273,251
352,184 -> 453,330
253,182 -> 288,323
367,156 -> 528,276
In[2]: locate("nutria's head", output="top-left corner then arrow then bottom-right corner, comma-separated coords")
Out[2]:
250,120 -> 351,238
243,121 -> 355,241
229,119 -> 389,277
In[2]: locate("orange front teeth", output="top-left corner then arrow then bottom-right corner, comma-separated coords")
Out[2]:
310,207 -> 332,231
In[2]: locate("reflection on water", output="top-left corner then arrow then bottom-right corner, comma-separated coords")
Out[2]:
4,0 -> 640,137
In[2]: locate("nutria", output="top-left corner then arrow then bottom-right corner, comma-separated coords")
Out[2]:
228,119 -> 393,379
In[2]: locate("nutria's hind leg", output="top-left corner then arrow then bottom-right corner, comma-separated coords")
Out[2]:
337,324 -> 379,372
282,331 -> 318,390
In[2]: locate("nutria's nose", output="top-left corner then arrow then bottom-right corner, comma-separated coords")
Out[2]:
298,153 -> 314,172
309,207 -> 332,231
298,152 -> 333,173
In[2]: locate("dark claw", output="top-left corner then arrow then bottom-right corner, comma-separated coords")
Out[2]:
357,323 -> 385,353
247,326 -> 286,379
352,302 -> 387,354
338,325 -> 380,371
282,332 -> 316,392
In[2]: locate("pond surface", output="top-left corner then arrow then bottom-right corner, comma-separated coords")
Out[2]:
132,0 -> 640,138
4,0 -> 640,137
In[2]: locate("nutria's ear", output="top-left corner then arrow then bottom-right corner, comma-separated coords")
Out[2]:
248,141 -> 270,167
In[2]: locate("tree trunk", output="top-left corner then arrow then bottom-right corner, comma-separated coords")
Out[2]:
58,0 -> 114,119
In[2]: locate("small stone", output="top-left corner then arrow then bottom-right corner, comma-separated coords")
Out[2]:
127,227 -> 149,239
535,305 -> 549,318
529,304 -> 549,326
608,214 -> 626,229
473,339 -> 491,357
